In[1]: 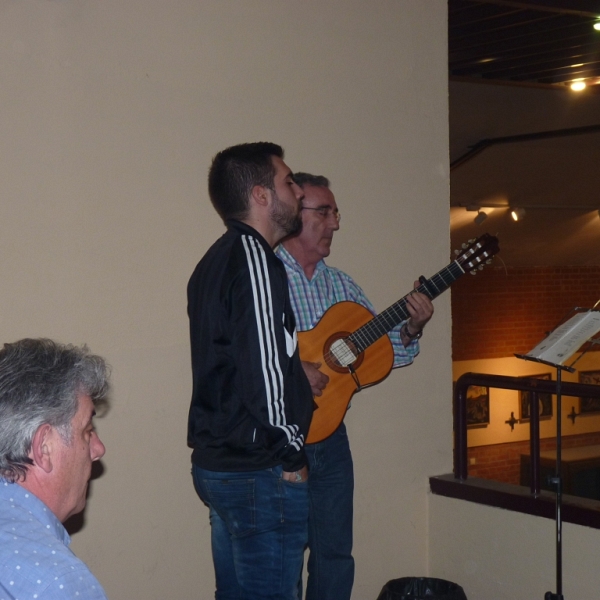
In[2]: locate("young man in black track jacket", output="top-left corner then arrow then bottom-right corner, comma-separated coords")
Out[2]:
187,142 -> 313,599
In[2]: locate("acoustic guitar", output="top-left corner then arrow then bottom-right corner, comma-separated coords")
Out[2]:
299,233 -> 500,443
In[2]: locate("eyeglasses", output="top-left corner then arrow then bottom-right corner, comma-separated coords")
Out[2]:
301,206 -> 341,222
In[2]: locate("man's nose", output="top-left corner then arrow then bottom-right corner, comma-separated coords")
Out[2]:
293,183 -> 304,201
91,433 -> 106,461
329,213 -> 340,230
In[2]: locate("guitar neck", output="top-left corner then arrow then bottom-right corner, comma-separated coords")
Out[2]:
348,260 -> 465,353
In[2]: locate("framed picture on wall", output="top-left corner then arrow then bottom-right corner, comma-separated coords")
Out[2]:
466,385 -> 489,428
579,370 -> 600,414
519,373 -> 552,422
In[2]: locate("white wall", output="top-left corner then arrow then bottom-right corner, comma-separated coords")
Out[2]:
0,2 -> 450,599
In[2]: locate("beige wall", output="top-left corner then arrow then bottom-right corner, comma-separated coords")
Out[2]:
0,2 -> 450,599
450,79 -> 600,162
429,494 -> 600,599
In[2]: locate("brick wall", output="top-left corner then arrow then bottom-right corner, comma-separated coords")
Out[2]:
452,266 -> 600,361
453,266 -> 600,489
467,431 -> 600,485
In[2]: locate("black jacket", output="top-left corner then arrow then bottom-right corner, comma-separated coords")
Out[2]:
187,220 -> 313,472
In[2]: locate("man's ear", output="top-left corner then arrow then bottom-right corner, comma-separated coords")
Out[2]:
30,424 -> 54,473
250,184 -> 270,208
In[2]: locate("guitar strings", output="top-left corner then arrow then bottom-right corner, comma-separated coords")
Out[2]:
320,262 -> 465,365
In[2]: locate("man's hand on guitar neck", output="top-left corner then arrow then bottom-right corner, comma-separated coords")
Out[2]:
401,280 -> 434,347
302,361 -> 329,396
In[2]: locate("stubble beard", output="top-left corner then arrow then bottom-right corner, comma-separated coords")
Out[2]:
270,191 -> 303,237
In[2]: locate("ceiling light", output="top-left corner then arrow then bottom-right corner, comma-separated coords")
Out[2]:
474,211 -> 488,225
571,81 -> 587,91
594,21 -> 600,31
511,208 -> 526,222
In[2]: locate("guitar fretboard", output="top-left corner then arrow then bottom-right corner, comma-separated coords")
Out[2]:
348,261 -> 465,353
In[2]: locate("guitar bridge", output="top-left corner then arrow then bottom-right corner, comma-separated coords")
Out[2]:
330,338 -> 358,367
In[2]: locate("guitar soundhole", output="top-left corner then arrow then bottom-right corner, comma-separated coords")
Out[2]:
323,332 -> 364,374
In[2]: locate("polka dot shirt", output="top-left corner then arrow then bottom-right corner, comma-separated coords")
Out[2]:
0,481 -> 108,599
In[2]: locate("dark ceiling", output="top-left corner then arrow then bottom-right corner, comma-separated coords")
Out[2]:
449,0 -> 600,90
448,1 -> 600,267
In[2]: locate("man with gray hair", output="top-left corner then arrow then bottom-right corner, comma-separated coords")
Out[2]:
0,338 -> 110,599
277,173 -> 434,600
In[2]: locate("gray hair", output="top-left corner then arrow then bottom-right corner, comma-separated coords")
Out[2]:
293,172 -> 330,189
0,338 -> 110,483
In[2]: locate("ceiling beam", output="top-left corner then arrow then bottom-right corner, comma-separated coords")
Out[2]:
450,123 -> 600,171
449,19 -> 593,54
474,0 -> 600,19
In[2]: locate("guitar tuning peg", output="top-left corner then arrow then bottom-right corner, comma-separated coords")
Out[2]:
462,243 -> 468,249
479,265 -> 484,270
486,259 -> 492,264
470,271 -> 477,275
454,249 -> 460,255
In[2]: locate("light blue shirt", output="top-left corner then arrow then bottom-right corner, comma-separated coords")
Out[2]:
0,480 -> 108,600
275,245 -> 419,368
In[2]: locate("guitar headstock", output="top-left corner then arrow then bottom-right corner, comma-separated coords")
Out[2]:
454,233 -> 500,275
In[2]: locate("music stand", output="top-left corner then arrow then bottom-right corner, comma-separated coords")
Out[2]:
515,306 -> 600,600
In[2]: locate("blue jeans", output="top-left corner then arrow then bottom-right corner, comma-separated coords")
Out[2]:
304,423 -> 354,600
192,464 -> 309,600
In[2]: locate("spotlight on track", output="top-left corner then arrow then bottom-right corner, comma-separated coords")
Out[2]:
474,210 -> 488,225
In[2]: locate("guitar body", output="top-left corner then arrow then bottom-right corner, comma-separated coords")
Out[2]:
297,233 -> 500,444
298,301 -> 394,444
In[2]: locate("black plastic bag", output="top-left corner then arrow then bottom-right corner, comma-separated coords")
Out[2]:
376,577 -> 467,600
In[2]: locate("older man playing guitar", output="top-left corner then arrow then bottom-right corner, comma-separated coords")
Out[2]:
276,172 -> 434,600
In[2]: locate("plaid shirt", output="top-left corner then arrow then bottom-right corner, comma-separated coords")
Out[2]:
276,245 -> 419,368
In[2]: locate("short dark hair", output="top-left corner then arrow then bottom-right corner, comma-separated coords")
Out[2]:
208,142 -> 284,222
293,172 -> 330,189
0,338 -> 111,483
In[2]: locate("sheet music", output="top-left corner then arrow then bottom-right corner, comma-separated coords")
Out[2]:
524,311 -> 600,365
